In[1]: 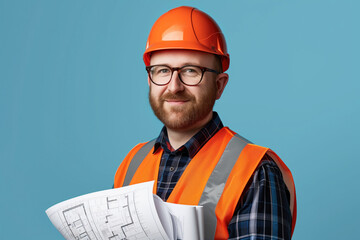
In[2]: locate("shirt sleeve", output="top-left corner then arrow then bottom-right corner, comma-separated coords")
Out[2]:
227,154 -> 292,240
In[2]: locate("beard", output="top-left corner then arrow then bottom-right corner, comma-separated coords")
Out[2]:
149,85 -> 217,130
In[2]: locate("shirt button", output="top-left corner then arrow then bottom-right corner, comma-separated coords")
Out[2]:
170,167 -> 175,171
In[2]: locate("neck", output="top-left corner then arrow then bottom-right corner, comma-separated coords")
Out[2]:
166,112 -> 213,150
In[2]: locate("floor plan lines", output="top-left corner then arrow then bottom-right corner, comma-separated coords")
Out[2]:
101,192 -> 145,239
46,181 -> 170,240
63,204 -> 98,240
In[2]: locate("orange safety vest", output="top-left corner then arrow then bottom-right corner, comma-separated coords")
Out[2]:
114,127 -> 297,239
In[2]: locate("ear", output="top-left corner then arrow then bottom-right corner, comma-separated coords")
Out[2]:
215,73 -> 229,100
147,76 -> 151,86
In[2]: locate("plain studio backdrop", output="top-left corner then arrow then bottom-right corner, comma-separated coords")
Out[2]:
1,0 -> 359,239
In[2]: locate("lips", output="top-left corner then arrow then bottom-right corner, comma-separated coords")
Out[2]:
164,99 -> 189,107
165,99 -> 188,102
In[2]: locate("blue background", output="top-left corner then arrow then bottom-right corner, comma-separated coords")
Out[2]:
1,0 -> 359,239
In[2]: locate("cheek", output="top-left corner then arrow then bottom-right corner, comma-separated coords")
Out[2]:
197,82 -> 217,100
149,85 -> 166,98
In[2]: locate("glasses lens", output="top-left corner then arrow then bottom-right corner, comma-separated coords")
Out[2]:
150,65 -> 172,85
179,66 -> 202,85
149,65 -> 203,86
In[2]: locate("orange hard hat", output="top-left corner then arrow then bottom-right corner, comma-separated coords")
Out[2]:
143,6 -> 230,72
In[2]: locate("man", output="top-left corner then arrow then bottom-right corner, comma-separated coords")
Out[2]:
114,6 -> 296,239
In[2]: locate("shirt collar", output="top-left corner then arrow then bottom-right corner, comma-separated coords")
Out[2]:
154,112 -> 224,158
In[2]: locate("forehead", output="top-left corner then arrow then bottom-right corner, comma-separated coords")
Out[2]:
149,50 -> 217,67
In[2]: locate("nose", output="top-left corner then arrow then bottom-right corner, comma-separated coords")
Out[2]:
166,71 -> 185,93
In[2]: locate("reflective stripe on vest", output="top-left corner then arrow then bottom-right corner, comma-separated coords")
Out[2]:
123,139 -> 156,186
114,127 -> 297,239
198,134 -> 250,239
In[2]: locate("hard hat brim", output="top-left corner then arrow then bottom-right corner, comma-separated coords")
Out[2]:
143,41 -> 230,71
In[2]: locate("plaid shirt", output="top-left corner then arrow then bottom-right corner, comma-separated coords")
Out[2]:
154,112 -> 292,239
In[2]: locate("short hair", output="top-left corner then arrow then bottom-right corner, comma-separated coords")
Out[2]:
215,55 -> 223,73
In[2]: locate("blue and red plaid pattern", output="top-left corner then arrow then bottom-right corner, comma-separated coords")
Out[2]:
152,112 -> 292,239
154,112 -> 224,200
228,155 -> 292,239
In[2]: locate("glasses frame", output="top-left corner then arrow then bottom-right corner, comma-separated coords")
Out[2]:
145,64 -> 220,86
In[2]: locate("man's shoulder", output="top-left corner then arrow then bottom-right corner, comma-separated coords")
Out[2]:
224,127 -> 287,169
125,139 -> 156,155
226,127 -> 280,152
220,127 -> 252,143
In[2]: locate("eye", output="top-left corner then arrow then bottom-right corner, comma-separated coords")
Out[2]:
152,66 -> 171,76
185,68 -> 195,73
181,66 -> 201,76
159,68 -> 170,74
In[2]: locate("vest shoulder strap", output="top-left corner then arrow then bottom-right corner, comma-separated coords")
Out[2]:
123,139 -> 156,186
199,133 -> 251,239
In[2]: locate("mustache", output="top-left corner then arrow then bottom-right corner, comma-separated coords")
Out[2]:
161,92 -> 194,101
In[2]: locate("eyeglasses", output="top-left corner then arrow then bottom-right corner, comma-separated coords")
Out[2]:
145,65 -> 220,86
